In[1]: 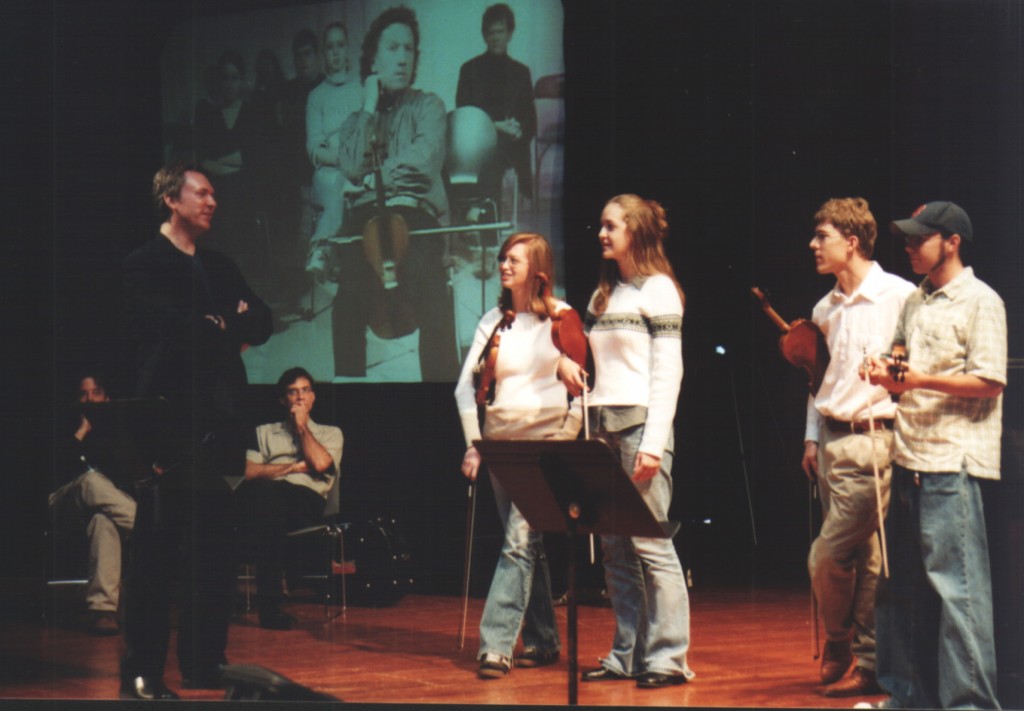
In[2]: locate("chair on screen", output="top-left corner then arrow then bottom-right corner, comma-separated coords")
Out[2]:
533,73 -> 565,205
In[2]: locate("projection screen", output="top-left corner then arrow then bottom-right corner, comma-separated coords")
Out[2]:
160,0 -> 565,383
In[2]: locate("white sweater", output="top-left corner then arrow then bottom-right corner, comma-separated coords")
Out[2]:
455,303 -> 581,447
585,274 -> 684,458
305,75 -> 362,162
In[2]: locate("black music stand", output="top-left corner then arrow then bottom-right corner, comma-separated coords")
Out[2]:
475,438 -> 679,706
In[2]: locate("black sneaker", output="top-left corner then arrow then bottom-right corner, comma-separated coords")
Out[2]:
514,647 -> 560,668
478,652 -> 511,679
181,664 -> 225,690
581,666 -> 632,682
636,671 -> 687,688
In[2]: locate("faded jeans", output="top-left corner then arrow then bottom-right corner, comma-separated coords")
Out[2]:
875,465 -> 999,709
477,471 -> 560,661
596,425 -> 694,679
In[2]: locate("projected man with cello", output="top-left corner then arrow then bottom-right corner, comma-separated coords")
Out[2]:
330,6 -> 458,381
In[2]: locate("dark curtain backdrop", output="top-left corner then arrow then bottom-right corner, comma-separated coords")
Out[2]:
8,0 -> 1023,599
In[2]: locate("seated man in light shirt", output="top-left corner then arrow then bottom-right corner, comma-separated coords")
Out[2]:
233,367 -> 343,630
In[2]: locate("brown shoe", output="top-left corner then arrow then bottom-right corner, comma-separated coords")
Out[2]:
88,611 -> 120,636
819,639 -> 853,685
823,667 -> 882,697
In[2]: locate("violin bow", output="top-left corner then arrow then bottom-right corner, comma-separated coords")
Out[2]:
582,385 -> 596,564
810,480 -> 820,660
861,350 -> 890,579
459,313 -> 518,650
457,476 -> 478,651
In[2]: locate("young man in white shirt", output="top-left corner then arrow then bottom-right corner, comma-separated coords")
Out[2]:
802,198 -> 915,697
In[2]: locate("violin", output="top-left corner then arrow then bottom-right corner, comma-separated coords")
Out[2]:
362,136 -> 416,339
886,344 -> 908,383
751,287 -> 829,395
473,274 -> 588,408
538,272 -> 587,368
473,310 -> 515,407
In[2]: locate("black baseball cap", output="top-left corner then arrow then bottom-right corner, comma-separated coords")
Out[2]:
891,201 -> 972,241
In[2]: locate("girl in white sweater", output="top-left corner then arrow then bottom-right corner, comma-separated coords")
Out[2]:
454,233 -> 582,678
559,194 -> 694,688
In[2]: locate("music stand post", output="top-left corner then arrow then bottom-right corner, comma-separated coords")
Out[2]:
475,439 -> 678,706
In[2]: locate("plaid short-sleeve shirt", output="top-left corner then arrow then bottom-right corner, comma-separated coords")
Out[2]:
892,267 -> 1007,480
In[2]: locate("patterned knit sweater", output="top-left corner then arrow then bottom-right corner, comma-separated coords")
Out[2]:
585,274 -> 683,458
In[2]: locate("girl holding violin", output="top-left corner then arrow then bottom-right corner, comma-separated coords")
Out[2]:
454,232 -> 584,679
558,194 -> 694,688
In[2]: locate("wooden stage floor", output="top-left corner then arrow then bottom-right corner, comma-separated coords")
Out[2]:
1,586 -> 886,708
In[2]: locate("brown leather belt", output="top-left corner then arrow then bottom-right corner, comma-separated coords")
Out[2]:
824,416 -> 893,434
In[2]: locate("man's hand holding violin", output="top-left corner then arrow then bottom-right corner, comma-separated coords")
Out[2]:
860,346 -> 911,394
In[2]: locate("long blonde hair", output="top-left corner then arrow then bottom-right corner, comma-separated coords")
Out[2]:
592,194 -> 684,315
497,232 -> 556,318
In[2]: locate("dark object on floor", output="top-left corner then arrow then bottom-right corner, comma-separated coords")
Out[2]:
344,518 -> 413,607
258,603 -> 296,630
221,663 -> 340,701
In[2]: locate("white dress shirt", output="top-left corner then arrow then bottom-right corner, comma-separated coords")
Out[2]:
805,262 -> 916,442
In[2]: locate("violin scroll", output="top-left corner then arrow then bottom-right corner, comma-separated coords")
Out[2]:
751,286 -> 830,395
538,272 -> 587,368
886,345 -> 908,383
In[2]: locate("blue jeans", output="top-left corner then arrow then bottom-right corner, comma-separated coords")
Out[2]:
875,465 -> 999,709
477,471 -> 560,661
597,426 -> 693,679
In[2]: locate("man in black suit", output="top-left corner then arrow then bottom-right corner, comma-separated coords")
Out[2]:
119,162 -> 273,700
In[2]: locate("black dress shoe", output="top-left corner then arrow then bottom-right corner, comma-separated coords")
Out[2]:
581,667 -> 632,682
120,676 -> 180,700
636,671 -> 688,688
181,665 -> 225,690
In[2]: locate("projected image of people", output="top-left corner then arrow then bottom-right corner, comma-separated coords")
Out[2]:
280,29 -> 325,196
159,0 -> 565,384
305,21 -> 362,278
194,52 -> 263,261
456,3 -> 536,212
329,6 -> 457,381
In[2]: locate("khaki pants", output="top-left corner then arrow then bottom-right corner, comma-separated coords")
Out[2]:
809,426 -> 891,670
50,470 -> 136,611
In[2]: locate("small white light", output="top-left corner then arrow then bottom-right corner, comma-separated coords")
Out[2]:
715,346 -> 726,356
703,518 -> 712,525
